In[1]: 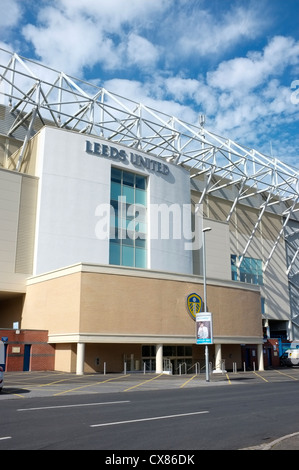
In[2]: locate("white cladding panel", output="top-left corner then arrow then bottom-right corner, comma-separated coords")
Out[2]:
33,127 -> 192,275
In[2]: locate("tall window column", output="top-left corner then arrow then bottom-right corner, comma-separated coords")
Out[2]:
109,168 -> 147,268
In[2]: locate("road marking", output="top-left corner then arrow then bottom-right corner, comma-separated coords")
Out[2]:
123,373 -> 164,391
90,410 -> 209,428
274,370 -> 299,381
1,390 -> 25,398
253,372 -> 268,382
17,400 -> 130,412
53,374 -> 130,396
226,373 -> 232,384
180,374 -> 196,388
0,436 -> 12,441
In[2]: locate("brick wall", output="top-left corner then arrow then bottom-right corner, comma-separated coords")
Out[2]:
0,329 -> 55,371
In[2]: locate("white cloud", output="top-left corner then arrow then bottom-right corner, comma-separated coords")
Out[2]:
0,0 -> 22,28
170,3 -> 266,59
58,0 -> 168,28
21,0 -> 167,75
207,36 -> 299,91
126,34 -> 159,68
103,77 -> 197,124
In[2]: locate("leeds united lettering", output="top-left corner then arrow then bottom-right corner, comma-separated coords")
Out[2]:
85,140 -> 169,176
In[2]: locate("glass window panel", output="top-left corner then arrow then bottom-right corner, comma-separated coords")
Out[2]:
231,254 -> 263,285
117,228 -> 126,240
135,222 -> 147,233
134,203 -> 146,221
122,185 -> 134,204
163,346 -> 176,356
111,168 -> 122,183
135,238 -> 146,248
135,247 -> 146,268
142,345 -> 151,357
122,245 -> 134,266
111,182 -> 122,201
136,175 -> 146,190
240,257 -> 250,273
135,189 -> 146,205
125,203 -> 135,219
110,200 -> 119,219
109,242 -> 120,265
123,235 -> 134,246
118,217 -> 127,230
231,255 -> 237,271
109,226 -> 118,239
123,171 -> 134,187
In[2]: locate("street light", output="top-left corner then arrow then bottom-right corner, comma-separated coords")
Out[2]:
202,227 -> 211,382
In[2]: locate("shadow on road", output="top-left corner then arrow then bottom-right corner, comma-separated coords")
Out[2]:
0,387 -> 30,395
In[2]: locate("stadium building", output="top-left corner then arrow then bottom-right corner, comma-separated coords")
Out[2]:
0,49 -> 298,375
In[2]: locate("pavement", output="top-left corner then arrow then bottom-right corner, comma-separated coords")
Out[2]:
242,431 -> 299,450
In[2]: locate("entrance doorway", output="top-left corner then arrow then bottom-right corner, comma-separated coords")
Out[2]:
142,345 -> 194,374
23,344 -> 31,371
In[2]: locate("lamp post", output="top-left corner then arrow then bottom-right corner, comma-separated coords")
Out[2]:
202,227 -> 212,382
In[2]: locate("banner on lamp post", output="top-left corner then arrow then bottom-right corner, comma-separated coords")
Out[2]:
196,313 -> 213,344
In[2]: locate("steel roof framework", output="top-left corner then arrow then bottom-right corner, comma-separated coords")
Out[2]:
1,48 -> 299,276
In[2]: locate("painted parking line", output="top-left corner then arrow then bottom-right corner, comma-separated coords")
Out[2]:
53,374 -> 130,396
38,375 -> 93,388
225,373 -> 232,384
90,410 -> 209,428
123,373 -> 164,391
274,370 -> 299,381
17,400 -> 130,412
180,374 -> 197,388
0,437 -> 11,441
253,371 -> 268,382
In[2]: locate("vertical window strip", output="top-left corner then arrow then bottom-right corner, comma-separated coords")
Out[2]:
110,168 -> 147,268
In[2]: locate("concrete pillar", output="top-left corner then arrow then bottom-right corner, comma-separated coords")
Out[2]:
76,342 -> 85,375
257,343 -> 264,371
213,344 -> 226,373
156,344 -> 163,373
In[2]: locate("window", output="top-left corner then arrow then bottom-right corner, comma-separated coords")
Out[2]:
231,255 -> 263,285
109,168 -> 147,268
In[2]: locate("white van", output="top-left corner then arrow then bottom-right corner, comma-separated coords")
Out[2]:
281,348 -> 299,367
0,341 -> 4,392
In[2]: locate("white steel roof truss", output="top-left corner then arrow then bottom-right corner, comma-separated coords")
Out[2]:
1,49 -> 299,274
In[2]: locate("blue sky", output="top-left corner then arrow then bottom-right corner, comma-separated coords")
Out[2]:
1,0 -> 299,167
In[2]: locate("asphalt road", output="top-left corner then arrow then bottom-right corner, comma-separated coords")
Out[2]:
1,370 -> 299,451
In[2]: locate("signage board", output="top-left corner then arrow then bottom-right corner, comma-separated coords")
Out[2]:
196,312 -> 213,344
